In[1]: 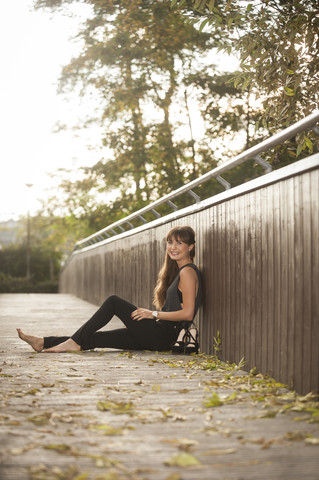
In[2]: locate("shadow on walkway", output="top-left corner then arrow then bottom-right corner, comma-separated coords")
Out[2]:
0,294 -> 318,480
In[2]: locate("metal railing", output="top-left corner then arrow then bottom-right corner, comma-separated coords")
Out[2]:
74,110 -> 319,251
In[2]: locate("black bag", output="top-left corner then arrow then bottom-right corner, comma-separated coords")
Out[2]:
171,321 -> 199,354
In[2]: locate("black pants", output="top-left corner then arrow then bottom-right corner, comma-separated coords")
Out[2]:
44,295 -> 176,351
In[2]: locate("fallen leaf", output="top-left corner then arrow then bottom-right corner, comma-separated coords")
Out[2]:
44,444 -> 73,454
28,464 -> 85,480
260,410 -> 277,418
210,459 -> 268,468
49,413 -> 73,425
90,424 -> 125,436
164,452 -> 201,467
28,413 -> 51,426
203,391 -> 223,408
175,438 -> 199,451
10,448 -> 26,455
93,471 -> 120,480
165,474 -> 182,480
87,454 -> 119,468
172,414 -> 186,422
133,468 -> 159,474
284,431 -> 308,441
299,392 -> 318,402
201,448 -> 237,455
240,437 -> 265,445
26,388 -> 40,395
96,400 -> 134,415
134,379 -> 144,385
305,437 -> 319,445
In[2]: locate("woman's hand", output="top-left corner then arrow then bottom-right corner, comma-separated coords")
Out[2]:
131,307 -> 153,321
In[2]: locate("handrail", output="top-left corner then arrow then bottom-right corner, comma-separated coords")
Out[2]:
74,110 -> 319,250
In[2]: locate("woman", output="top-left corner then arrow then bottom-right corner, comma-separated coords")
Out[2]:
17,225 -> 202,354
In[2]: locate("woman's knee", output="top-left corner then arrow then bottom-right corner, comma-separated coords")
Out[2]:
102,295 -> 128,313
105,294 -> 122,307
102,294 -> 119,305
102,294 -> 135,317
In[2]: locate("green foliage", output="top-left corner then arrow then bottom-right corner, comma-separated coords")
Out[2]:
33,0 -> 267,235
30,0 -> 317,246
171,0 -> 319,147
0,273 -> 58,293
213,329 -> 221,356
50,0 -> 216,207
0,214 -> 69,292
203,391 -> 223,407
0,242 -> 61,282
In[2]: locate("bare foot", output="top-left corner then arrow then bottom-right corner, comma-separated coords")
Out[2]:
43,338 -> 81,353
16,328 -> 44,352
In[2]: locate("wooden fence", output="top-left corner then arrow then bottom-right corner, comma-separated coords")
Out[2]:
60,155 -> 319,394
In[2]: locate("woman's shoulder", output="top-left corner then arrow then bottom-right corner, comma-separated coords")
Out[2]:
180,263 -> 200,273
179,264 -> 199,279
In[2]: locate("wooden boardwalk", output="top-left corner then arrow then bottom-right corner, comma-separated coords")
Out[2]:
0,294 -> 318,480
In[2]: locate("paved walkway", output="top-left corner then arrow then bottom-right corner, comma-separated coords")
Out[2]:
0,294 -> 318,480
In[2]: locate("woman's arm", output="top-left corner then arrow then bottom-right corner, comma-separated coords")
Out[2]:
131,266 -> 198,322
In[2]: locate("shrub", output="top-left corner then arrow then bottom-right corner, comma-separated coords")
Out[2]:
0,273 -> 58,293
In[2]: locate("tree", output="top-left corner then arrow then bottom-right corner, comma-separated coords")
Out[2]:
36,0 -> 265,215
171,0 -> 319,158
33,0 -> 283,239
0,216 -> 63,293
35,0 -> 218,209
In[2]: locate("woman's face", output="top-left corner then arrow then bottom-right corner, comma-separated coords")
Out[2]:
166,235 -> 194,264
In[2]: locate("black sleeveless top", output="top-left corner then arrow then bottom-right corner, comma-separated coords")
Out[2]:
158,263 -> 202,332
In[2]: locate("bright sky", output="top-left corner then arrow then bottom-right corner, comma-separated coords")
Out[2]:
0,0 -> 101,220
0,0 -> 240,222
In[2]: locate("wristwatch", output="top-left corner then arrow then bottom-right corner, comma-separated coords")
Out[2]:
152,311 -> 159,321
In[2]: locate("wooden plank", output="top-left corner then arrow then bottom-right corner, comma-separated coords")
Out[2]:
310,169 -> 319,392
199,211 -> 211,353
286,176 -> 296,389
279,180 -> 289,386
233,197 -> 241,364
222,201 -> 230,360
260,186 -> 269,374
301,172 -> 315,393
254,188 -> 263,371
228,199 -> 237,362
293,176 -> 304,393
273,182 -> 282,381
266,185 -> 275,378
210,204 -> 221,355
239,195 -> 246,364
243,193 -> 252,367
249,190 -> 257,369
1,293 -> 319,480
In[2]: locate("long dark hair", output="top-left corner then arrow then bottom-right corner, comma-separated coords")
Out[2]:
153,226 -> 196,309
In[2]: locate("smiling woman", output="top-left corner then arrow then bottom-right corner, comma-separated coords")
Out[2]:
17,225 -> 202,354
